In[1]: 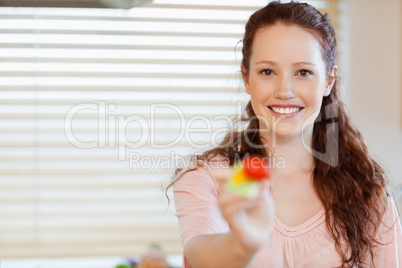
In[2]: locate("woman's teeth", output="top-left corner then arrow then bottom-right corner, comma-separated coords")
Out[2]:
270,107 -> 302,114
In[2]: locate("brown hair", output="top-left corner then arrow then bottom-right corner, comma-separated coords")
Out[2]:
168,1 -> 390,267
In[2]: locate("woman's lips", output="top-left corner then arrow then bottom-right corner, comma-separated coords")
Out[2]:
268,105 -> 304,117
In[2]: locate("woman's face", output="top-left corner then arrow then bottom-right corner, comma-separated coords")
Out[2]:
242,23 -> 336,141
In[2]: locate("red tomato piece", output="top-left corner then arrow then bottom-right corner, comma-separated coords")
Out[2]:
243,155 -> 270,181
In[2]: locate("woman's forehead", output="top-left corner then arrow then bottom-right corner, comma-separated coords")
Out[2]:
250,24 -> 324,67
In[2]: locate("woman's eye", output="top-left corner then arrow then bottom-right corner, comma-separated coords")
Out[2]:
260,69 -> 274,76
298,69 -> 312,77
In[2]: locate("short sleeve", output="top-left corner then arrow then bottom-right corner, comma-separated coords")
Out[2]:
374,197 -> 402,267
173,164 -> 230,251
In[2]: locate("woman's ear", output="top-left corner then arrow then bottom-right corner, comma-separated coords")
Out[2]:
241,65 -> 250,94
324,65 -> 338,96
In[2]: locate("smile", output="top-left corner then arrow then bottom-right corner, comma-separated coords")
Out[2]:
268,105 -> 304,116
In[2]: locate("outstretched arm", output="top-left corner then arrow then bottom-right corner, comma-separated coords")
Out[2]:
173,163 -> 274,268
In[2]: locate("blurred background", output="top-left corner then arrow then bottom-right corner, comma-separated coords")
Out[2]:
0,0 -> 400,267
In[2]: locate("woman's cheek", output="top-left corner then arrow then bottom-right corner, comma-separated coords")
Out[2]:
251,79 -> 274,98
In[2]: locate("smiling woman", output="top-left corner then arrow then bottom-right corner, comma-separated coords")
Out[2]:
169,1 -> 402,268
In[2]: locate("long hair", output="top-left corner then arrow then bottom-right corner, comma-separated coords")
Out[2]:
167,2 -> 389,267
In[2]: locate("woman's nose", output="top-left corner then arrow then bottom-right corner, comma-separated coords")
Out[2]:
274,75 -> 295,100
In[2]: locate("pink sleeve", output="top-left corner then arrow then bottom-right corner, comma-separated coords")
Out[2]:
173,164 -> 230,250
374,197 -> 402,267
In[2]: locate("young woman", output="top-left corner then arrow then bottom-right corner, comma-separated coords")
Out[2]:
170,1 -> 402,267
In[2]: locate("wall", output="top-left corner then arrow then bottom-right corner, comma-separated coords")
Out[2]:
340,0 -> 402,187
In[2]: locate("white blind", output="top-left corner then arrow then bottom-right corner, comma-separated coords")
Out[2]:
0,0 -> 339,259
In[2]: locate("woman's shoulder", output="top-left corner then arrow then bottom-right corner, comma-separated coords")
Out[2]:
173,154 -> 230,195
381,194 -> 401,226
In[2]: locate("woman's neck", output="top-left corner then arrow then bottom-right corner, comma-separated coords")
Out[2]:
262,129 -> 315,172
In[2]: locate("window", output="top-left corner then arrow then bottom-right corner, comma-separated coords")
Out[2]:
0,0 -> 340,262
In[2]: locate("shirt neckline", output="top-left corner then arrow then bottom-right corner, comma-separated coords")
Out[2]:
273,206 -> 326,237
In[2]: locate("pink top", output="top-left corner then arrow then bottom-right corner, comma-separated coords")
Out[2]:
173,163 -> 402,268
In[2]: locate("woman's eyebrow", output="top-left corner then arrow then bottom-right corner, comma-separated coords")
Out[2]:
255,60 -> 316,66
293,61 -> 316,66
255,60 -> 278,65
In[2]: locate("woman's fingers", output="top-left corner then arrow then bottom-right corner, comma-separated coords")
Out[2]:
210,159 -> 275,251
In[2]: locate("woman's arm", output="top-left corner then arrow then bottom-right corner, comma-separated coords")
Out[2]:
184,232 -> 255,268
173,163 -> 274,268
184,185 -> 274,268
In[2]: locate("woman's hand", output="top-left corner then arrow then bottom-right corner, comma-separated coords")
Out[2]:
209,163 -> 275,254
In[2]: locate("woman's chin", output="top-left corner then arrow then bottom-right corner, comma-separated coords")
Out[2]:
271,126 -> 304,140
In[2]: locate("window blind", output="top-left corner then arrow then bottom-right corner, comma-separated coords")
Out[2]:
0,0 -> 340,259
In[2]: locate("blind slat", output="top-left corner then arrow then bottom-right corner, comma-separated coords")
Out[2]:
0,71 -> 237,79
0,57 -> 238,65
0,43 -> 239,51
